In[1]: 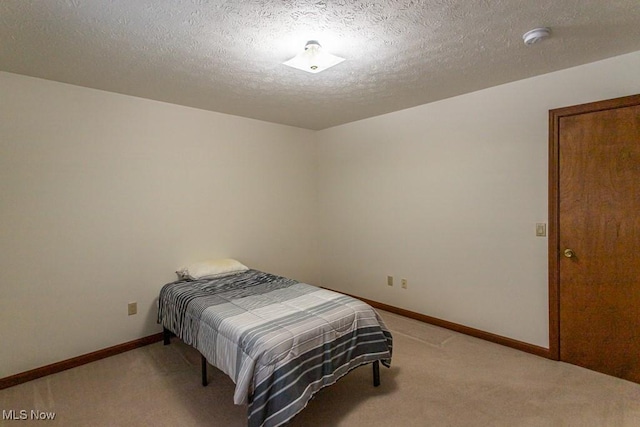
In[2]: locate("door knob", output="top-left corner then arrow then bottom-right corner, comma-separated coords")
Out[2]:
563,248 -> 575,258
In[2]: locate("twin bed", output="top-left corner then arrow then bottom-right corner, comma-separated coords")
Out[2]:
157,265 -> 393,427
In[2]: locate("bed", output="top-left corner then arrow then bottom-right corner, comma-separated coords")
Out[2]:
157,268 -> 393,427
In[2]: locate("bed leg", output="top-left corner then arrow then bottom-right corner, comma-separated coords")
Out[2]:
201,355 -> 208,387
163,327 -> 171,345
372,361 -> 380,387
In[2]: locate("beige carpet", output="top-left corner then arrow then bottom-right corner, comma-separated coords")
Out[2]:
2,310 -> 640,426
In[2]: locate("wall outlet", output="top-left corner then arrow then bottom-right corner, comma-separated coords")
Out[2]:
401,278 -> 408,289
387,276 -> 393,287
128,302 -> 137,316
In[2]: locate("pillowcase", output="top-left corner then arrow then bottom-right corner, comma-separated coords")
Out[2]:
176,258 -> 249,280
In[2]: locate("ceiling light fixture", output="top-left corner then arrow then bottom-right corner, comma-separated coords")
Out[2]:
283,40 -> 345,74
523,27 -> 551,46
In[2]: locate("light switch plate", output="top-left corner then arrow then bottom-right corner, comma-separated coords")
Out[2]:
536,223 -> 546,237
128,302 -> 137,316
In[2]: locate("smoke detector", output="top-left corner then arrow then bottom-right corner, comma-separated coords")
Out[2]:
523,27 -> 551,46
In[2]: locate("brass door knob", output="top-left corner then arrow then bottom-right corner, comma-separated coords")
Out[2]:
563,248 -> 575,258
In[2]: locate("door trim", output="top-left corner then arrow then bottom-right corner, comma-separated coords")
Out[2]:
548,93 -> 640,361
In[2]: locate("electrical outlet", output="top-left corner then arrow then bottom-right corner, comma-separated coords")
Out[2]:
401,279 -> 408,289
387,276 -> 393,287
128,302 -> 137,316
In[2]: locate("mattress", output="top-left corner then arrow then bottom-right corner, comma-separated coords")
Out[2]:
158,269 -> 393,427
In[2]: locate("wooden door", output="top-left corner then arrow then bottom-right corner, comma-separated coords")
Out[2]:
549,94 -> 640,383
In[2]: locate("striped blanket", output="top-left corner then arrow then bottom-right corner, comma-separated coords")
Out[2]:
157,269 -> 393,427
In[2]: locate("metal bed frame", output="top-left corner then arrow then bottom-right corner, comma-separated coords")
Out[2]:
163,327 -> 381,388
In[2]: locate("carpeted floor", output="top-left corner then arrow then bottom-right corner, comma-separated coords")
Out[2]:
2,310 -> 640,426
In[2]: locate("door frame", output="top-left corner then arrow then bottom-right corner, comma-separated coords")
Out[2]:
548,93 -> 640,361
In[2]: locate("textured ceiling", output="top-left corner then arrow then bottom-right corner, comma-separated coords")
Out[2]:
1,0 -> 640,130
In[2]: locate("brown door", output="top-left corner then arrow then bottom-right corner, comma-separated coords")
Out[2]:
549,94 -> 640,383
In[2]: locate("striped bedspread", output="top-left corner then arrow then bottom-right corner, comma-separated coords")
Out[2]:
157,269 -> 393,427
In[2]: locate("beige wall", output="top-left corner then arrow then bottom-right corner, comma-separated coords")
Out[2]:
316,50 -> 640,348
0,72 -> 319,378
2,50 -> 640,379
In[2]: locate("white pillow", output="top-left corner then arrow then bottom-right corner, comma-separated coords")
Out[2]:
176,258 -> 249,280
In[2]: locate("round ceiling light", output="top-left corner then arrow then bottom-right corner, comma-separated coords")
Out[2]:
523,27 -> 551,46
